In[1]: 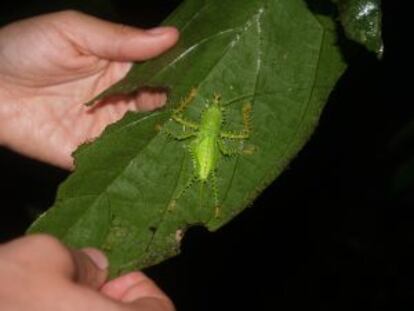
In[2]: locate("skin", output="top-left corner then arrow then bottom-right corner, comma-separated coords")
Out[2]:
0,235 -> 174,311
0,10 -> 179,311
0,10 -> 179,169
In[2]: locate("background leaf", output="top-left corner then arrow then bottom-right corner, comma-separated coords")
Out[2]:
29,0 -> 347,276
331,0 -> 383,57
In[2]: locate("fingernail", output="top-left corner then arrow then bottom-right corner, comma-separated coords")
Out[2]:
146,26 -> 173,36
82,248 -> 108,270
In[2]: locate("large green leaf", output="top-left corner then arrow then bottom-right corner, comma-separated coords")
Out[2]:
332,0 -> 383,57
29,0 -> 347,276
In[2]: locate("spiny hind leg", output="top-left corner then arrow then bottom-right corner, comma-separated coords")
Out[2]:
220,102 -> 252,140
211,171 -> 221,218
168,174 -> 196,212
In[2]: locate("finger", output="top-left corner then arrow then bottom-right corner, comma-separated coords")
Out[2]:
90,88 -> 167,116
53,10 -> 179,61
0,235 -> 108,289
121,273 -> 169,303
101,272 -> 175,311
101,272 -> 146,300
125,297 -> 175,311
0,234 -> 75,275
133,90 -> 167,112
71,248 -> 109,289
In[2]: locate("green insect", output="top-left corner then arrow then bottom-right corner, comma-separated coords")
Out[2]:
166,88 -> 252,217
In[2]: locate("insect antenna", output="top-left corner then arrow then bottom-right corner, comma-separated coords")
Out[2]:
221,93 -> 255,107
220,90 -> 278,107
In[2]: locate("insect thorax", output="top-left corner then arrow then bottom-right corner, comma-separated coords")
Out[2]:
200,104 -> 222,134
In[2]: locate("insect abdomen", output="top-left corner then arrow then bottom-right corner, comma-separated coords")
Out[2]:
193,104 -> 222,181
193,134 -> 219,181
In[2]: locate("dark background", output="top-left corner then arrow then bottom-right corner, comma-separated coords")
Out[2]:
0,1 -> 411,310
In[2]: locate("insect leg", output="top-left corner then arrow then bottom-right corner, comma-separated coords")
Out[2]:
174,87 -> 197,114
164,126 -> 197,140
221,102 -> 252,140
211,171 -> 221,218
177,175 -> 196,199
172,115 -> 199,130
171,88 -> 200,129
218,139 -> 240,156
221,131 -> 248,139
169,174 -> 196,212
241,102 -> 252,133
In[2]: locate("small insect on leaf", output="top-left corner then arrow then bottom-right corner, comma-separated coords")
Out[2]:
164,88 -> 253,217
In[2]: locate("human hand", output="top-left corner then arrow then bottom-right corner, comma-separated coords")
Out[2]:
0,235 -> 174,311
0,11 -> 179,169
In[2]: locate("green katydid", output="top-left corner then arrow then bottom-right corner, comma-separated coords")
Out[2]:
165,88 -> 253,217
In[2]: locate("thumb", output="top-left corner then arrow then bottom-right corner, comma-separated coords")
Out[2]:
55,10 -> 179,61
